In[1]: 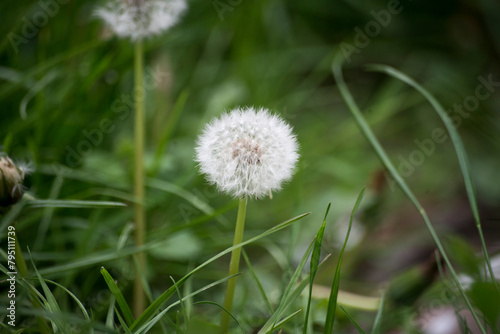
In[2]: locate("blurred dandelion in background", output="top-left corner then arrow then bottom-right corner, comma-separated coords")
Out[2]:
96,0 -> 187,40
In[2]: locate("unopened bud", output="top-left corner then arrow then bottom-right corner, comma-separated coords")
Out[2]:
0,157 -> 27,206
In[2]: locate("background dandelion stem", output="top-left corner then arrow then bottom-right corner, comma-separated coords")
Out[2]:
133,38 -> 146,318
220,197 -> 248,333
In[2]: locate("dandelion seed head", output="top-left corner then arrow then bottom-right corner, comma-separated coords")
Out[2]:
195,107 -> 299,199
96,0 -> 187,40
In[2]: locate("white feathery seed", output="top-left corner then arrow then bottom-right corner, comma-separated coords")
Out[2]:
96,0 -> 187,40
195,107 -> 299,199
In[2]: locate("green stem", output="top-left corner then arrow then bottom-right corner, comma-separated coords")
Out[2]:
332,57 -> 487,334
14,234 -> 28,278
133,39 -> 146,318
220,197 -> 248,333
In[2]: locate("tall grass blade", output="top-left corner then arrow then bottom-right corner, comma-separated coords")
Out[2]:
28,199 -> 127,208
260,239 -> 315,333
131,212 -> 310,331
101,267 -> 135,326
324,188 -> 364,334
340,306 -> 367,334
366,63 -> 499,293
370,293 -> 385,334
242,249 -> 273,313
45,280 -> 94,334
332,55 -> 486,334
30,252 -> 65,332
303,203 -> 331,334
135,274 -> 240,333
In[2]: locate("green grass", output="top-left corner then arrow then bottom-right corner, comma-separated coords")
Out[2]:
1,0 -> 500,332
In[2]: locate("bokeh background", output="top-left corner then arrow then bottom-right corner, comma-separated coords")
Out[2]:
1,0 -> 499,332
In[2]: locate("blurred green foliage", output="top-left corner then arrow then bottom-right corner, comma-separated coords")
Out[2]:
1,0 -> 499,332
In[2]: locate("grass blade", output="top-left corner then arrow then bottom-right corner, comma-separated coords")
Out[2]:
340,306 -> 367,334
100,267 -> 135,326
45,280 -> 94,334
28,199 -> 127,208
324,188 -> 364,334
274,309 -> 303,329
366,64 -> 499,294
260,239 -> 315,333
130,212 -> 310,331
303,203 -> 331,334
242,249 -> 273,313
332,55 -> 487,334
370,293 -> 385,334
135,274 -> 240,333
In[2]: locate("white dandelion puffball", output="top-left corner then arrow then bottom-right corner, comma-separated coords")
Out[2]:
195,107 -> 299,199
96,0 -> 187,40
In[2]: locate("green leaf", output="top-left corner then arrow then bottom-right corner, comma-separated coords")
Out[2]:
365,63 -> 498,294
303,203 -> 331,334
370,293 -> 385,334
324,188 -> 364,334
28,199 -> 127,208
242,249 -> 273,313
340,306 -> 367,334
135,274 -> 240,333
100,267 -> 135,326
332,55 -> 487,334
131,212 -> 310,331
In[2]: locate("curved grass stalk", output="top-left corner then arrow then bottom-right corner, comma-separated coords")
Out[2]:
331,55 -> 487,334
366,63 -> 499,294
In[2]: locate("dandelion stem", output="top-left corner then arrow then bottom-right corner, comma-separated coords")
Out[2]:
133,38 -> 146,318
220,197 -> 247,333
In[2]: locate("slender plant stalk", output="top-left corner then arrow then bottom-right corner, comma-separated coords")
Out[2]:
14,233 -> 28,278
331,55 -> 487,334
220,197 -> 248,333
133,39 -> 146,318
366,64 -> 499,295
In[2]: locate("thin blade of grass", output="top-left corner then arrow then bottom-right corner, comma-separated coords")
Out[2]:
274,309 -> 303,329
170,277 -> 189,328
193,301 -> 242,329
260,239 -> 315,333
30,251 -> 64,332
106,295 -> 116,329
264,254 -> 332,334
28,199 -> 127,208
135,274 -> 240,333
131,212 -> 310,331
366,64 -> 499,294
370,293 -> 385,334
242,249 -> 273,313
340,306 -> 367,334
100,267 -> 135,326
115,311 -> 134,334
332,55 -> 487,334
45,280 -> 94,334
303,203 -> 331,334
324,188 -> 364,334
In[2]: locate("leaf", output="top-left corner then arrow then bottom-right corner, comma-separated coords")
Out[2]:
28,199 -> 127,208
340,306 -> 367,334
100,267 -> 135,326
303,203 -> 331,334
324,188 -> 364,334
131,212 -> 310,331
370,293 -> 385,334
332,55 -> 487,334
